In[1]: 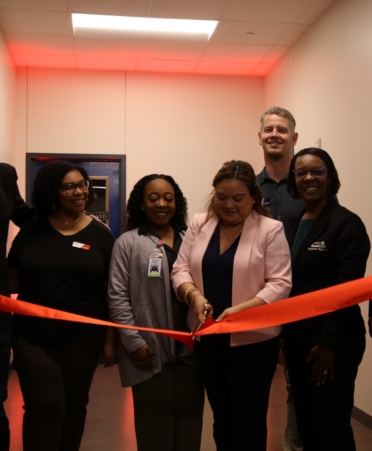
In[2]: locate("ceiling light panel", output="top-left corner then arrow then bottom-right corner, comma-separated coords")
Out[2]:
72,13 -> 218,41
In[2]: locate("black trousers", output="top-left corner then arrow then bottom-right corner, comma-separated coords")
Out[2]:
195,335 -> 279,451
132,360 -> 205,451
0,329 -> 11,451
285,336 -> 366,451
12,329 -> 106,451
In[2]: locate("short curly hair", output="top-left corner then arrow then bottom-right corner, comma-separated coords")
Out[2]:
31,161 -> 93,218
125,174 -> 188,231
260,106 -> 296,134
287,148 -> 341,199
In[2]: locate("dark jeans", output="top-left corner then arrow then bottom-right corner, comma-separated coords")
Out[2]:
0,329 -> 10,451
12,329 -> 106,451
286,336 -> 366,451
132,361 -> 205,451
195,334 -> 279,451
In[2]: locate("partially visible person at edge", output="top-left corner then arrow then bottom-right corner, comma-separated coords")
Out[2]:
108,174 -> 204,451
172,160 -> 292,451
256,106 -> 304,451
0,163 -> 33,451
369,301 -> 372,337
284,148 -> 370,451
7,161 -> 117,451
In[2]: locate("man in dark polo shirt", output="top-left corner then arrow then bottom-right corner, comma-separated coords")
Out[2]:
0,163 -> 32,451
256,106 -> 304,451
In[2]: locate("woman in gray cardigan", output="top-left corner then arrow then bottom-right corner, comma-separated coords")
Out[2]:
108,174 -> 204,451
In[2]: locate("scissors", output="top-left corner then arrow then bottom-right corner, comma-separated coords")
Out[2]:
192,302 -> 210,340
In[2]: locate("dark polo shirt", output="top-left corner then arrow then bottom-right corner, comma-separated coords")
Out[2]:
256,167 -> 305,240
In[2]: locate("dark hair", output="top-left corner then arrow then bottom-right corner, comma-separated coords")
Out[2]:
205,160 -> 269,221
287,148 -> 341,199
31,161 -> 93,218
125,174 -> 188,231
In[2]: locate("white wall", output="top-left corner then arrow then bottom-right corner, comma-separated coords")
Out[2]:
0,30 -> 15,164
265,0 -> 372,416
15,69 -> 264,217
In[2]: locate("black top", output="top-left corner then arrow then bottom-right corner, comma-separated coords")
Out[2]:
256,167 -> 305,240
8,217 -> 115,344
0,163 -> 34,329
286,197 -> 369,348
202,225 -> 240,318
138,221 -> 188,333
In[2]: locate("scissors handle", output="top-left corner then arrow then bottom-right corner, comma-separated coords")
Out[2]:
192,303 -> 210,340
202,302 -> 209,323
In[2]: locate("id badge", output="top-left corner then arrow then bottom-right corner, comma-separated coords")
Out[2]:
148,257 -> 162,277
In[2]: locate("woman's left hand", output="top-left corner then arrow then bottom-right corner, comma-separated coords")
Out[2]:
216,306 -> 241,321
306,344 -> 335,386
103,327 -> 118,368
216,297 -> 265,321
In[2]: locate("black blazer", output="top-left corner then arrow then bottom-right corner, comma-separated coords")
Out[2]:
0,163 -> 32,328
287,197 -> 370,348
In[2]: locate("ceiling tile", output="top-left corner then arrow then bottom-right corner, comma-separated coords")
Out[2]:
203,42 -> 271,63
295,0 -> 334,24
11,52 -> 75,68
71,0 -> 150,16
261,46 -> 288,64
138,39 -> 206,60
225,0 -> 313,23
136,58 -> 197,73
211,20 -> 292,46
75,37 -> 141,58
76,55 -> 137,71
6,33 -> 74,54
195,60 -> 257,75
275,23 -> 308,45
0,0 -> 334,74
0,9 -> 71,34
251,63 -> 272,76
149,0 -> 230,20
0,0 -> 68,10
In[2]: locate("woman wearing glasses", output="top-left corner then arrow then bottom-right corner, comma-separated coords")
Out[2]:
7,161 -> 116,451
285,148 -> 370,451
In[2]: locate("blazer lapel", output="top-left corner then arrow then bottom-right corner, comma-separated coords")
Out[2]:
292,197 -> 338,268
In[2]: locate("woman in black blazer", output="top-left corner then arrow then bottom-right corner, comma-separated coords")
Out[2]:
284,148 -> 370,451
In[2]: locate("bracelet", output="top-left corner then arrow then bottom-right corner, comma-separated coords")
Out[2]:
184,286 -> 200,306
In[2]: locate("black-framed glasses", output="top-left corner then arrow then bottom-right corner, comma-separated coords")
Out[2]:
60,180 -> 89,194
293,167 -> 327,179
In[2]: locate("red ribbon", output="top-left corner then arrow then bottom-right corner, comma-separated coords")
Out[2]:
1,275 -> 371,350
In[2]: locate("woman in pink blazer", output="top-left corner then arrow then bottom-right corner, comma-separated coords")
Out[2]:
172,160 -> 292,451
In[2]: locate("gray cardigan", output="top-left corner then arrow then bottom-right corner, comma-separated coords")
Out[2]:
108,228 -> 195,387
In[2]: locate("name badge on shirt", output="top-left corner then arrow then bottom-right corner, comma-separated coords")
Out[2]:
72,241 -> 91,251
148,257 -> 162,277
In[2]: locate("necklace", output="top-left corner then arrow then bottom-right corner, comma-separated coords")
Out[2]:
220,226 -> 243,240
52,214 -> 83,224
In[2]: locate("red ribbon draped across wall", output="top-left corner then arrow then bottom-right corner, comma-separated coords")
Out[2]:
1,275 -> 371,350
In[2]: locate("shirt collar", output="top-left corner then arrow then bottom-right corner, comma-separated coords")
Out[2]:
258,167 -> 289,184
138,221 -> 182,236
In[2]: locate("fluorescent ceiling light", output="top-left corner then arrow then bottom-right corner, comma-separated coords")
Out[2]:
72,14 -> 218,41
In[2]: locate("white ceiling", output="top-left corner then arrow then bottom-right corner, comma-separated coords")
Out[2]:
0,0 -> 335,76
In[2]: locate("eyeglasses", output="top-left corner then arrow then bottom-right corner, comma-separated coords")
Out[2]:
60,180 -> 89,194
293,167 -> 327,179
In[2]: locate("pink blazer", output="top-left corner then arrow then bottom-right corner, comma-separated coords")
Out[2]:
171,211 -> 292,346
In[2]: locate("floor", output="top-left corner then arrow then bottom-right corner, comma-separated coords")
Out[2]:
4,364 -> 372,450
